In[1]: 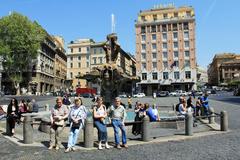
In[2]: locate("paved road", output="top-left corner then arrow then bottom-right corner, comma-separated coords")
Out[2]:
0,94 -> 240,159
209,91 -> 240,105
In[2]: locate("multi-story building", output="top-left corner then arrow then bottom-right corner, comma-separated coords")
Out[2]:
208,53 -> 240,86
135,4 -> 197,95
67,36 -> 136,94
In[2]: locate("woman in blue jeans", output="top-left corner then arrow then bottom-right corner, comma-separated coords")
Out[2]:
65,98 -> 87,153
93,97 -> 110,150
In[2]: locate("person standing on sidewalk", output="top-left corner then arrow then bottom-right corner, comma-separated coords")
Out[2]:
65,98 -> 87,152
108,97 -> 128,149
93,96 -> 110,150
49,97 -> 69,150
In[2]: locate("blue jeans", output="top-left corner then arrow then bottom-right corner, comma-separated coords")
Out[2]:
67,125 -> 81,148
112,119 -> 127,145
94,120 -> 108,142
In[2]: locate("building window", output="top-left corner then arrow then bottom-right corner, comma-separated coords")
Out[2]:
185,71 -> 191,79
70,72 -> 73,78
162,24 -> 167,32
151,25 -> 156,32
79,48 -> 81,52
142,73 -> 147,80
86,55 -> 90,60
162,33 -> 167,40
70,63 -> 73,68
163,52 -> 168,58
71,48 -> 73,53
153,14 -> 157,21
163,13 -> 168,19
173,32 -> 178,39
141,16 -> 146,21
174,61 -> 179,67
174,51 -> 178,58
152,43 -> 156,50
94,49 -> 97,54
174,12 -> 178,17
152,72 -> 158,80
152,34 -> 156,41
162,43 -> 167,49
141,35 -> 146,41
142,44 -> 146,50
86,62 -> 89,67
184,41 -> 189,48
185,51 -> 190,57
78,62 -> 81,68
186,11 -> 191,17
152,52 -> 157,59
174,42 -> 178,48
163,72 -> 168,79
184,31 -> 189,39
141,53 -> 146,60
184,22 -> 189,30
174,72 -> 180,79
93,57 -> 97,64
142,63 -> 146,70
152,62 -> 157,69
99,57 -> 103,64
78,56 -> 81,60
141,26 -> 146,33
100,48 -> 103,53
173,23 -> 178,31
185,60 -> 190,67
163,61 -> 168,68
70,57 -> 73,61
87,47 -> 90,52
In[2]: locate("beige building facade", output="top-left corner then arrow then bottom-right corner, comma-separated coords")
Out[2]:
135,5 -> 197,95
67,37 -> 136,94
208,53 -> 240,86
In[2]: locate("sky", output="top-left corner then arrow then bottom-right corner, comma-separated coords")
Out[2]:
1,0 -> 240,68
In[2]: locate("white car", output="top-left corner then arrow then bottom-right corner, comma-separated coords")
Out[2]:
169,92 -> 177,96
133,93 -> 145,98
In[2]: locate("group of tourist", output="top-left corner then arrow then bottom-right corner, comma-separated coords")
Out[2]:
6,98 -> 39,136
49,96 -> 128,152
132,101 -> 160,136
176,93 -> 209,116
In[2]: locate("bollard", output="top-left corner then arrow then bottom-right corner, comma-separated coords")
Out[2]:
208,107 -> 215,124
220,111 -> 228,131
172,104 -> 176,111
84,117 -> 94,148
23,116 -> 33,144
6,117 -> 11,135
185,113 -> 193,136
44,104 -> 49,111
142,116 -> 150,141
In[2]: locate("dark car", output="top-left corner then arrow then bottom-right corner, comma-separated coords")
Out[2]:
157,91 -> 169,97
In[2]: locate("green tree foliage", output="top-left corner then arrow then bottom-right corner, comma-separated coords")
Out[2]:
0,12 -> 46,94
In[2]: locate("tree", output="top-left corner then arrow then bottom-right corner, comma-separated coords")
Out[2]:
0,12 -> 46,95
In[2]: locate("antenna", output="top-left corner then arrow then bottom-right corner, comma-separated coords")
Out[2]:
111,14 -> 115,33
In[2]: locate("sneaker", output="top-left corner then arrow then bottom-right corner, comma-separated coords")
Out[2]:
98,144 -> 103,150
71,147 -> 76,152
48,145 -> 54,150
121,144 -> 128,148
105,143 -> 110,149
65,147 -> 71,153
55,146 -> 60,150
115,144 -> 121,149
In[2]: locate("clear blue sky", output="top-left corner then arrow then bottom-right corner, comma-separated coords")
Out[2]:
1,0 -> 240,68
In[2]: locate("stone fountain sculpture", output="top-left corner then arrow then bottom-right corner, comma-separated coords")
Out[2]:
83,33 -> 138,108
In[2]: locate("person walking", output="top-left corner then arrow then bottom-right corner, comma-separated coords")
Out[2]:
49,97 -> 69,150
108,97 -> 128,149
65,98 -> 87,152
93,97 -> 110,150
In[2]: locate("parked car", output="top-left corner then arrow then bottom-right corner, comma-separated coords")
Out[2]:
169,91 -> 177,96
195,91 -> 203,96
157,91 -> 169,97
179,91 -> 188,96
233,88 -> 240,96
119,94 -> 127,98
133,93 -> 145,98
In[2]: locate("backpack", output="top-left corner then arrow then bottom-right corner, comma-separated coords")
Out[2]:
176,103 -> 180,112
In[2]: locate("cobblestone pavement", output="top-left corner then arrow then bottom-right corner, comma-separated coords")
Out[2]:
0,96 -> 240,160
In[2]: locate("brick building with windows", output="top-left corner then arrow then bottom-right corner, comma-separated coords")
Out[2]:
135,4 -> 197,95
